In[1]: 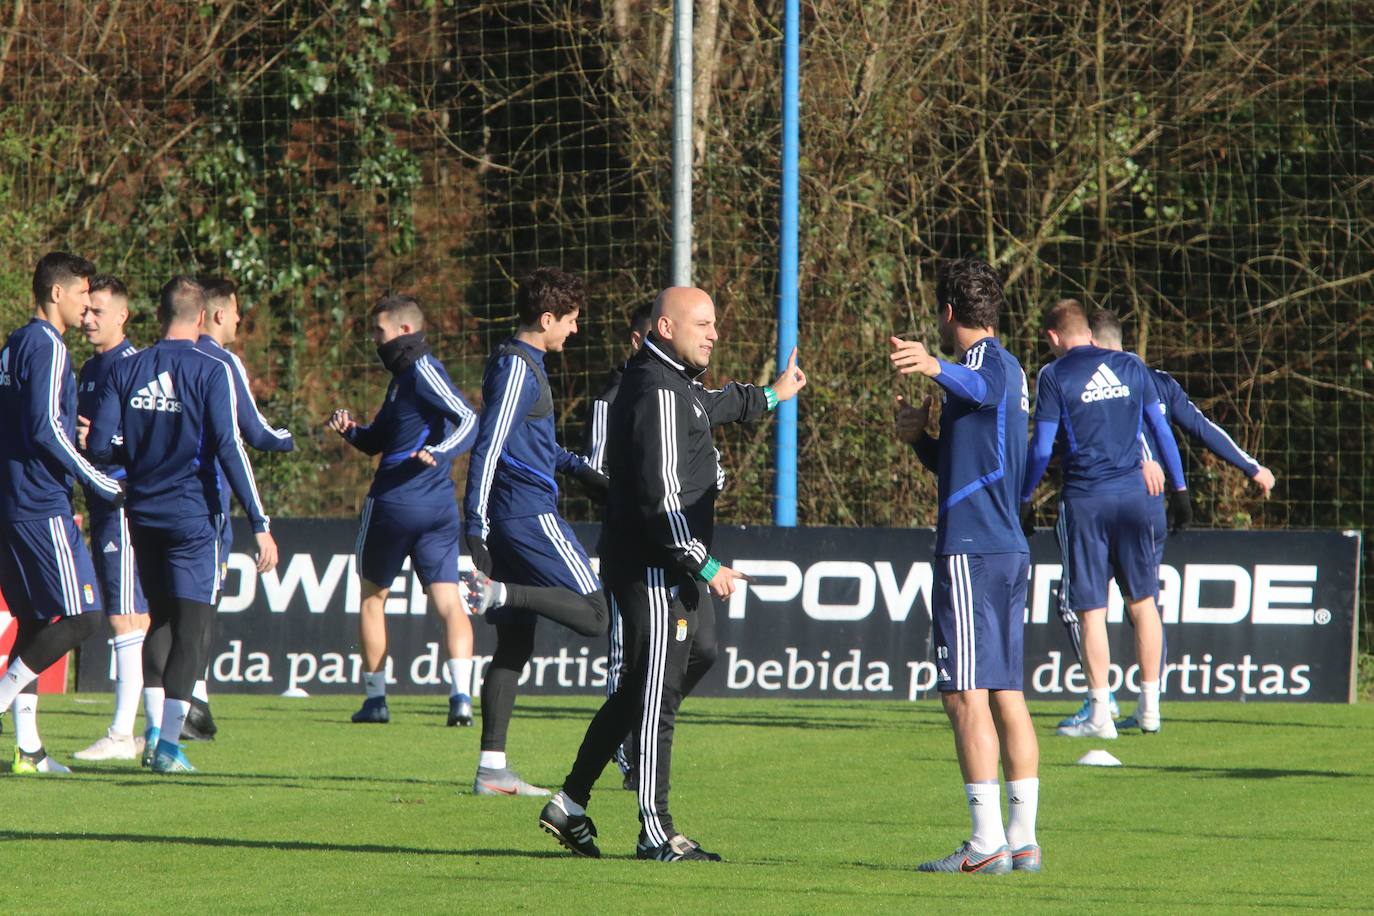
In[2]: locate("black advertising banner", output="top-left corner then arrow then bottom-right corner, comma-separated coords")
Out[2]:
76,520 -> 1363,703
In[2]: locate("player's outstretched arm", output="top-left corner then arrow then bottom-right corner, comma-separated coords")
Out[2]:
889,336 -> 990,406
1157,370 -> 1270,492
228,351 -> 294,452
329,407 -> 384,454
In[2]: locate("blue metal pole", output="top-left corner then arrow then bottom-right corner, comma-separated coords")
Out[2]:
774,0 -> 800,526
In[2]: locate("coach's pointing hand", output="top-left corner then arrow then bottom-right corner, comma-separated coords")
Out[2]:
255,531 -> 279,573
707,564 -> 749,599
889,337 -> 941,378
770,347 -> 807,402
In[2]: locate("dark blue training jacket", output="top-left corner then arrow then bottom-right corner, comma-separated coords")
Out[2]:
0,318 -> 123,521
86,338 -> 270,532
345,351 -> 478,505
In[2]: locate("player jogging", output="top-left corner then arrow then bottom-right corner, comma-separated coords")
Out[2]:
1021,298 -> 1187,740
87,275 -> 279,773
71,275 -> 153,762
189,275 -> 295,740
328,293 -> 479,728
539,285 -> 804,862
462,267 -> 611,798
890,257 -> 1040,875
0,252 -> 125,774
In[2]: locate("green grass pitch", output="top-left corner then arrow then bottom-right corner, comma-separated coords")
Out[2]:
7,694 -> 1373,913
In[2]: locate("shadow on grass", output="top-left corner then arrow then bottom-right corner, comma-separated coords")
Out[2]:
0,829 -> 568,859
1053,761 -> 1367,780
1168,716 -> 1372,731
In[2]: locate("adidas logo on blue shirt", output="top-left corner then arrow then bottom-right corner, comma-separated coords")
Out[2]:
130,371 -> 182,413
1080,363 -> 1130,403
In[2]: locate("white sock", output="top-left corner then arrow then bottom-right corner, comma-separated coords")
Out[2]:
479,750 -> 507,770
192,678 -> 210,703
144,686 -> 165,734
1139,680 -> 1160,724
965,782 -> 1007,853
0,658 -> 38,710
446,658 -> 474,697
1088,688 -> 1111,724
159,699 -> 191,747
1005,778 -> 1040,849
552,790 -> 584,816
363,671 -> 387,699
111,631 -> 146,736
492,581 -> 508,608
13,693 -> 41,754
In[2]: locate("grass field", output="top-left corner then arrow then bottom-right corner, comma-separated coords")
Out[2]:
7,693 -> 1373,913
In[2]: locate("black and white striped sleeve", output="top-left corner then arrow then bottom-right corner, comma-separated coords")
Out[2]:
582,397 -> 610,473
631,386 -> 712,579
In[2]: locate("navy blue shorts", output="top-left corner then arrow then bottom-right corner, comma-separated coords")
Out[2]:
89,507 -> 149,616
1062,491 -> 1161,609
355,497 -> 461,589
487,512 -> 600,626
0,516 -> 103,618
932,552 -> 1028,692
129,516 -> 224,606
490,513 -> 599,593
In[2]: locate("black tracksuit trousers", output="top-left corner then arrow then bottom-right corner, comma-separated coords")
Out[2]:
561,562 -> 717,847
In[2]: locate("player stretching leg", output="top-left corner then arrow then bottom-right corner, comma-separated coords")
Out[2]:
581,302 -> 653,790
329,294 -> 479,727
72,275 -> 153,762
0,253 -> 125,773
891,258 -> 1038,875
87,276 -> 278,773
189,276 -> 295,740
463,268 -> 610,798
1022,299 -> 1188,740
540,286 -> 803,861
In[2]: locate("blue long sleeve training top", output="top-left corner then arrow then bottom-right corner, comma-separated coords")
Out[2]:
464,338 -> 590,539
78,337 -> 139,520
1140,368 -> 1260,479
87,338 -> 270,532
911,337 -> 1030,556
196,335 -> 294,520
1022,344 -> 1185,502
0,318 -> 123,521
344,351 -> 478,505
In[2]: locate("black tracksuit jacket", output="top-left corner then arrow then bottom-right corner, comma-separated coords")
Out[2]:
601,334 -> 770,581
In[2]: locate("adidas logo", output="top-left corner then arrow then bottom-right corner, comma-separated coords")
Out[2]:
1080,363 -> 1131,403
103,541 -> 118,553
130,371 -> 182,413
